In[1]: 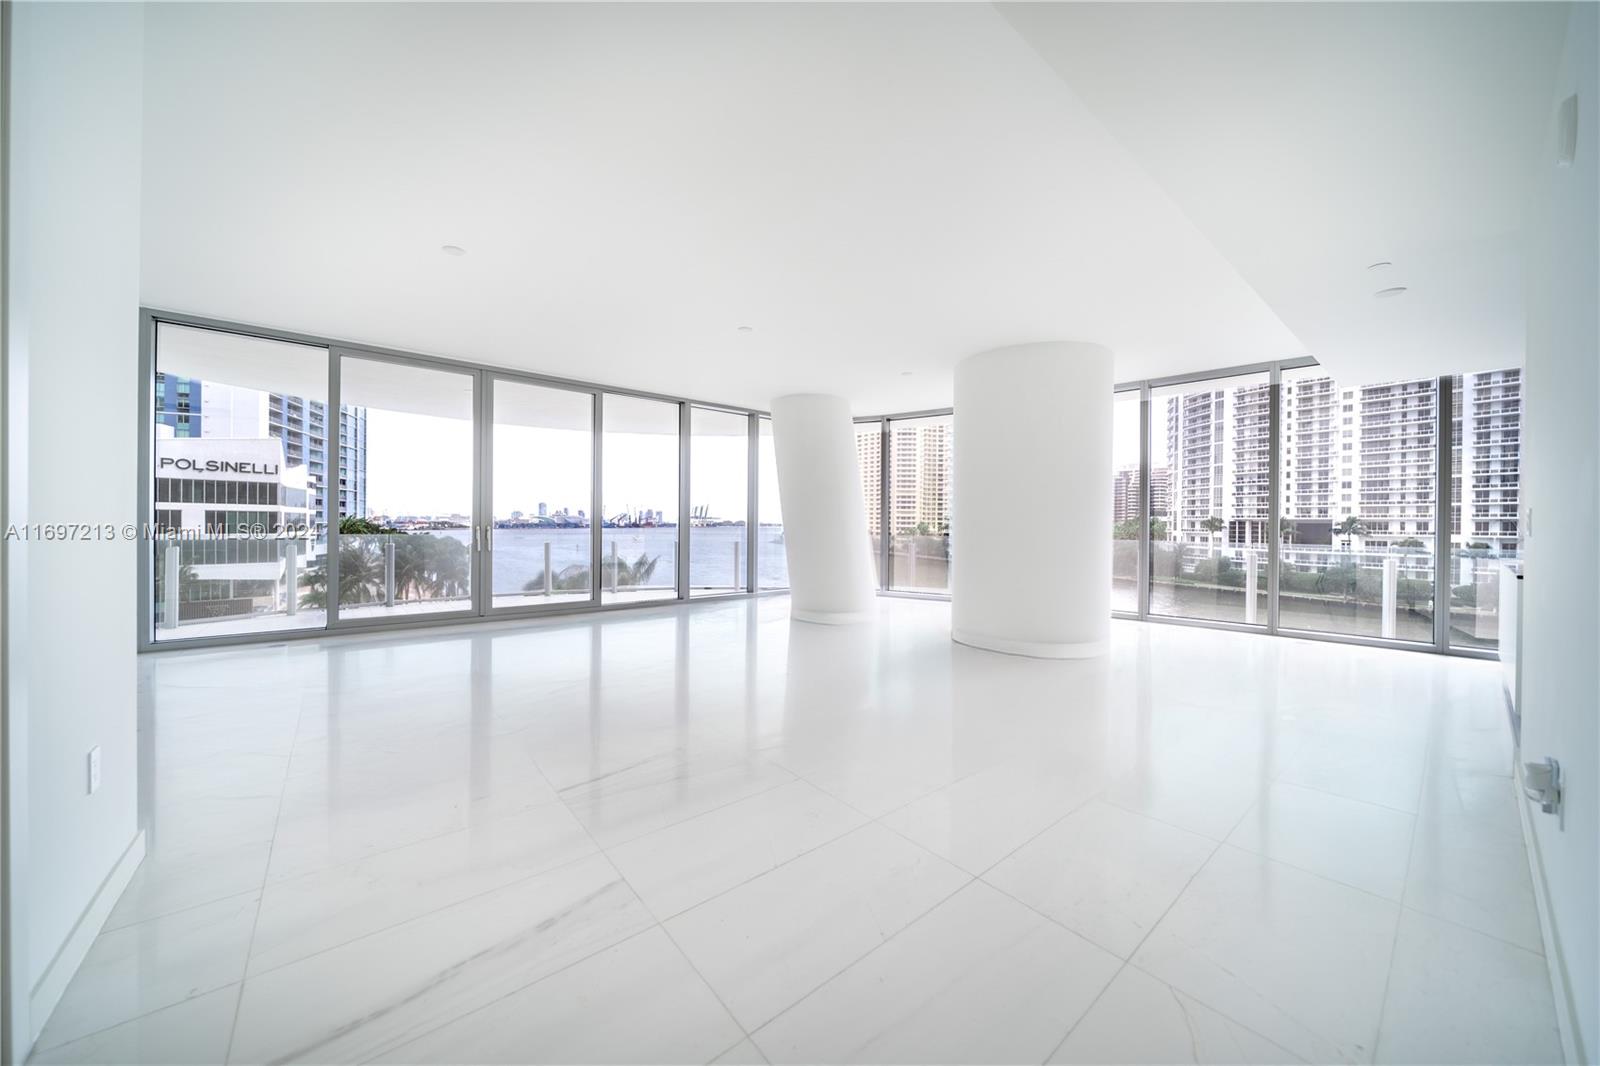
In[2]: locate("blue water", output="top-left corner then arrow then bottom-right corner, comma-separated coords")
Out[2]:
435,525 -> 789,592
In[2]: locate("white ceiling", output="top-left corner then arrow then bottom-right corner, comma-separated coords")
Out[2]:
1000,1 -> 1570,384
140,3 -> 1565,413
139,1 -> 1301,414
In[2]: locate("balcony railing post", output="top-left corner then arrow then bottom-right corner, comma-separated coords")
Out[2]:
609,539 -> 618,593
285,540 -> 298,616
1382,556 -> 1399,639
733,540 -> 741,591
1245,549 -> 1259,625
162,540 -> 180,630
384,538 -> 396,607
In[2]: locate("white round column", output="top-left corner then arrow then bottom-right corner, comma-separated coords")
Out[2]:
770,394 -> 877,624
951,342 -> 1114,658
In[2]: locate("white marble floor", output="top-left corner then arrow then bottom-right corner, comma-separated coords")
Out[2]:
32,597 -> 1562,1065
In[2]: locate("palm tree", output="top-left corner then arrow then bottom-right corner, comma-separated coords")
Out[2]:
393,533 -> 469,602
534,552 -> 663,594
524,564 -> 595,593
1200,516 -> 1226,552
1335,515 -> 1367,551
299,537 -> 386,609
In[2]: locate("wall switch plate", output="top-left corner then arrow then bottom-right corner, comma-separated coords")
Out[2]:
87,746 -> 102,795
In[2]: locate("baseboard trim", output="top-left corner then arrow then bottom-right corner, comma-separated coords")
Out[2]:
1514,761 -> 1582,1066
951,629 -> 1107,660
790,607 -> 874,625
28,829 -> 145,1044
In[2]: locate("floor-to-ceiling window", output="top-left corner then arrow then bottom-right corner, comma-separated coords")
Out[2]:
489,379 -> 595,610
1448,368 -> 1522,651
887,414 -> 953,593
758,416 -> 789,590
1149,373 -> 1271,626
600,394 -> 680,604
1276,369 -> 1438,643
689,407 -> 750,596
144,314 -> 779,649
150,323 -> 330,642
848,361 -> 1517,658
855,419 -> 884,585
335,354 -> 477,621
1111,390 -> 1143,613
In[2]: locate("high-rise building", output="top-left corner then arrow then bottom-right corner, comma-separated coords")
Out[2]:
154,373 -> 368,520
1164,384 -> 1271,546
856,421 -> 952,538
1280,371 -> 1520,553
1455,369 -> 1522,552
856,427 -> 883,536
1111,466 -> 1171,524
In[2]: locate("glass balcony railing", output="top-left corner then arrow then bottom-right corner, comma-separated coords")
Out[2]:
1150,541 -> 1269,626
152,533 -> 327,640
889,532 -> 951,593
1277,547 -> 1435,643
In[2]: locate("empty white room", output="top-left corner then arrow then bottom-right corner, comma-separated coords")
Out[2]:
1,2 -> 1596,1065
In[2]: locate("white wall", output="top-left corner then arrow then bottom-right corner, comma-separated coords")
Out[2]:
5,0 -> 144,1042
1519,5 -> 1599,1061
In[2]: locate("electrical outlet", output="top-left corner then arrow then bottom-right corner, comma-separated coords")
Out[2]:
87,746 -> 102,795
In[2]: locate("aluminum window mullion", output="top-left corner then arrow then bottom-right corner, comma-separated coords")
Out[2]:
136,311 -> 156,648
878,419 -> 890,591
746,413 -> 759,594
1137,384 -> 1152,618
476,372 -> 491,617
677,402 -> 690,601
590,393 -> 602,609
326,351 -> 342,628
1435,375 -> 1453,652
1267,363 -> 1283,634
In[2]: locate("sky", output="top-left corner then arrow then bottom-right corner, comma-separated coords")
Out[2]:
365,409 -> 775,522
1114,393 -> 1171,470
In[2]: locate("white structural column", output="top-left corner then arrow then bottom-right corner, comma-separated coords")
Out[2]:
770,394 -> 877,624
951,342 -> 1114,658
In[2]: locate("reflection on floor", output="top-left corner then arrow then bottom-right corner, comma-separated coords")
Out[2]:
33,597 -> 1561,1064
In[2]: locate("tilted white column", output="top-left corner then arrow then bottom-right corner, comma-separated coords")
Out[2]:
951,342 -> 1114,658
771,394 -> 876,624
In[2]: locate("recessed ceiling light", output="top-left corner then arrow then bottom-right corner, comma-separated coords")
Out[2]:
900,371 -> 914,377
1374,286 -> 1408,299
1366,261 -> 1393,271
441,245 -> 466,257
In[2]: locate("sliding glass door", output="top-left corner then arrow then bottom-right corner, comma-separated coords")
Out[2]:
149,322 -> 330,642
142,314 -> 785,649
600,394 -> 681,604
487,378 -> 596,611
689,407 -> 750,597
332,352 -> 478,624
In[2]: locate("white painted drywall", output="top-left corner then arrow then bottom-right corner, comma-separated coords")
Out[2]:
951,342 -> 1113,658
6,0 -> 144,1037
1519,5 -> 1598,1061
770,394 -> 876,624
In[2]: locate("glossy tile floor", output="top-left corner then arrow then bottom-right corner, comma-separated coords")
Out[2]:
32,597 -> 1562,1065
